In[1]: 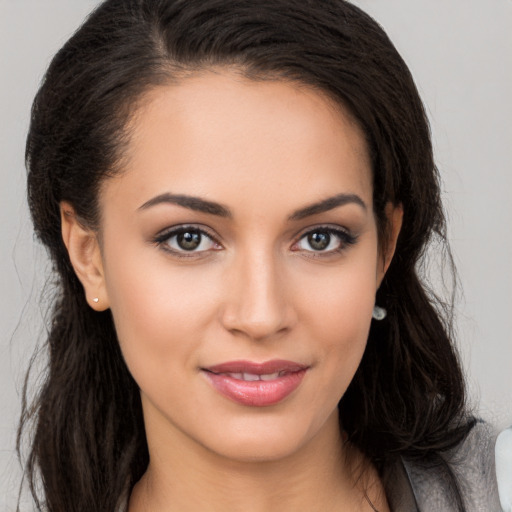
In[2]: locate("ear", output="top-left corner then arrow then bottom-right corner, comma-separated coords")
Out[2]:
60,202 -> 110,311
377,202 -> 403,287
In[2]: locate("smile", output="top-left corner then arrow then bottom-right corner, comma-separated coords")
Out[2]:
202,360 -> 308,407
215,371 -> 284,381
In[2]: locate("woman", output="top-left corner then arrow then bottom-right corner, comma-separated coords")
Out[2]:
19,0 -> 501,510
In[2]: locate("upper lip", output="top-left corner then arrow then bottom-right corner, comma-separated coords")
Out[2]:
203,359 -> 308,375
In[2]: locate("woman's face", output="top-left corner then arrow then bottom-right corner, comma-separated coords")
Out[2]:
92,71 -> 398,462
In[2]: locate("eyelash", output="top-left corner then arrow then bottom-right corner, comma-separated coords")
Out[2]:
153,225 -> 358,259
292,225 -> 358,257
153,225 -> 221,259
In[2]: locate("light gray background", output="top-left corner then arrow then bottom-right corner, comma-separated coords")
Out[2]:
1,1 -> 511,509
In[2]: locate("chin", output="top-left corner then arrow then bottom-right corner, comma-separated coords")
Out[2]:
209,434 -> 306,464
195,410 -> 336,464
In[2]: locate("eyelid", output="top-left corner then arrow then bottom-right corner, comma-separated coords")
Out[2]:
151,223 -> 357,258
153,224 -> 223,257
291,224 -> 358,253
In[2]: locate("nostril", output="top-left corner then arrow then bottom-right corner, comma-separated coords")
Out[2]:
219,260 -> 296,340
220,304 -> 294,341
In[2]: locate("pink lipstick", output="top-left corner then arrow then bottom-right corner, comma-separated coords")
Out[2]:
202,360 -> 308,407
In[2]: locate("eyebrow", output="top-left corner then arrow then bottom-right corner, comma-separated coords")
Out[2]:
138,192 -> 366,220
288,193 -> 367,221
138,193 -> 231,217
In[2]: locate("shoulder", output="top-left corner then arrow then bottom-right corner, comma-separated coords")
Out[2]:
403,420 -> 502,511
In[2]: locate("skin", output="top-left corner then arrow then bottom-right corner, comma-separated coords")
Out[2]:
61,70 -> 402,511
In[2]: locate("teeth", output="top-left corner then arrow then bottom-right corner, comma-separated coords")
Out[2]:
242,372 -> 260,381
260,372 -> 280,381
223,372 -> 282,381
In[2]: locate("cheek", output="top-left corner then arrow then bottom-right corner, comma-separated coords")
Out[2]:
315,281 -> 374,369
295,249 -> 378,392
101,244 -> 221,381
299,245 -> 378,337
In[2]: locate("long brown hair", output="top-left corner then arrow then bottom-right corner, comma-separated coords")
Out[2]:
20,1 -> 472,510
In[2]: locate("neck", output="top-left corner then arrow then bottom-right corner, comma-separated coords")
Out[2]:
129,409 -> 384,512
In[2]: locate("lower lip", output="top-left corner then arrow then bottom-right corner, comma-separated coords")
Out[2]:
204,370 -> 307,407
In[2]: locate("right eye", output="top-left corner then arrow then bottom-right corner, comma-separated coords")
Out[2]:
154,226 -> 222,256
291,226 -> 357,256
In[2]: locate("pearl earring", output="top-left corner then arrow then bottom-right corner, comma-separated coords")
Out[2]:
372,305 -> 387,321
93,297 -> 99,303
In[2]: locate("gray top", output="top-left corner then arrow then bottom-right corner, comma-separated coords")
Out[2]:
385,420 -> 502,511
118,421 -> 501,512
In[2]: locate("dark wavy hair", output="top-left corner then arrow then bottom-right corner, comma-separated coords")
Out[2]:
20,0 -> 473,510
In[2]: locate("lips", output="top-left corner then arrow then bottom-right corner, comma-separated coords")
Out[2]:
202,360 -> 308,407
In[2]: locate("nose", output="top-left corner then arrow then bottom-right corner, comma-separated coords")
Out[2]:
220,249 -> 296,342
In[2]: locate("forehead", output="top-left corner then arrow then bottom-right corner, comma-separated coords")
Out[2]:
102,71 -> 373,216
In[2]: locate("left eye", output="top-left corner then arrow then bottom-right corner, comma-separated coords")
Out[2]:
158,228 -> 219,253
295,228 -> 353,253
